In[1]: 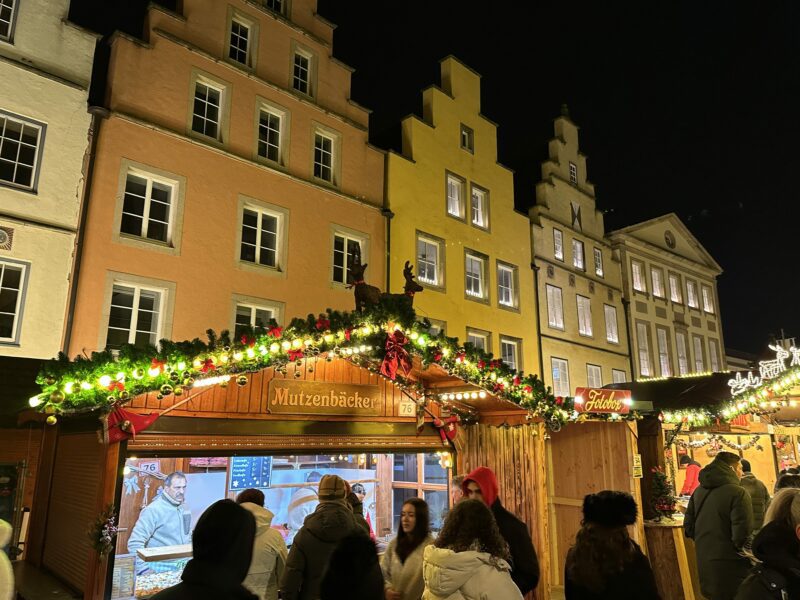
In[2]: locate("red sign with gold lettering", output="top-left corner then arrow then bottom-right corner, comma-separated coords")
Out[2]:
574,388 -> 632,414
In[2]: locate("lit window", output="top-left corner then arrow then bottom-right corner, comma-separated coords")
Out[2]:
593,248 -> 603,277
391,453 -> 450,533
551,358 -> 570,397
416,236 -> 441,286
467,329 -> 489,352
240,207 -> 279,268
313,133 -> 333,182
228,19 -> 250,66
497,264 -> 516,308
577,295 -> 592,337
257,110 -> 282,163
669,273 -> 682,303
587,364 -> 602,388
657,328 -> 672,377
676,332 -> 689,375
0,111 -> 44,191
553,229 -> 564,261
702,286 -> 714,313
651,268 -> 665,298
120,172 -> 173,244
546,284 -> 564,329
693,336 -> 705,372
332,233 -> 363,285
0,0 -> 17,42
569,162 -> 577,184
471,187 -> 488,228
465,253 -> 485,299
500,337 -> 520,371
636,322 -> 652,377
446,174 -> 465,218
106,284 -> 162,349
604,304 -> 619,343
235,303 -> 275,338
612,369 -> 626,384
632,260 -> 646,292
572,239 -> 585,270
191,82 -> 222,140
292,52 -> 311,95
687,280 -> 699,308
460,124 -> 474,152
709,339 -> 720,372
0,260 -> 26,342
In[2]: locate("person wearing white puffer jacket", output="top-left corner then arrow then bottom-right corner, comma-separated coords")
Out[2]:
236,489 -> 288,600
422,499 -> 522,600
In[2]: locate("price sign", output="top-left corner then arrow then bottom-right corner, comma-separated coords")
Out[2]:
229,456 -> 273,490
398,400 -> 416,417
632,454 -> 643,479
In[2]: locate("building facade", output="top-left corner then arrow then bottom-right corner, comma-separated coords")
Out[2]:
609,214 -> 725,380
386,57 -> 539,376
531,109 -> 630,396
68,0 -> 385,357
0,0 -> 96,358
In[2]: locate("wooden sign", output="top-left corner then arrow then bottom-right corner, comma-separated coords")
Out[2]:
574,387 -> 632,414
268,380 -> 383,416
632,454 -> 643,479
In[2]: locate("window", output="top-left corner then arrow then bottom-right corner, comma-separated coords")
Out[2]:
191,81 -> 222,140
593,248 -> 603,277
234,303 -> 275,338
263,0 -> 284,14
702,286 -> 714,313
257,109 -> 282,163
467,329 -> 489,352
500,337 -> 520,371
577,295 -> 593,337
553,229 -> 564,261
332,233 -> 363,285
551,358 -> 570,397
572,239 -> 585,270
120,172 -> 173,244
636,322 -> 652,377
465,252 -> 486,299
497,263 -> 517,308
604,304 -> 619,343
240,207 -> 280,268
632,260 -> 646,292
313,132 -> 334,183
709,339 -> 721,372
693,336 -> 705,372
228,18 -> 250,65
612,369 -> 627,384
416,234 -> 442,287
587,364 -> 602,388
392,454 -> 450,533
546,284 -> 564,329
676,331 -> 689,375
292,51 -> 311,95
446,174 -> 465,219
0,111 -> 44,191
470,186 -> 488,228
651,267 -> 665,298
0,0 -> 17,42
569,162 -> 577,184
0,260 -> 26,342
106,284 -> 162,349
657,328 -> 672,377
460,124 -> 474,152
669,273 -> 682,303
427,319 -> 446,337
687,280 -> 699,308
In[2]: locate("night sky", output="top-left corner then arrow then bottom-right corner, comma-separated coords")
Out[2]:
71,1 -> 800,355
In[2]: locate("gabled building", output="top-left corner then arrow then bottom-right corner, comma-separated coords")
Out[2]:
530,107 -> 630,396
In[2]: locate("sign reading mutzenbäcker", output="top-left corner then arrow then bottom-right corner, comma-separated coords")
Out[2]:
268,380 -> 384,416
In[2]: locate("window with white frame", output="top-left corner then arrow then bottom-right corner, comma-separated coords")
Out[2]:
709,338 -> 720,372
636,322 -> 652,376
120,171 -> 174,244
257,108 -> 282,163
240,206 -> 280,268
228,18 -> 250,65
500,337 -> 520,371
693,336 -> 705,372
687,280 -> 699,308
234,303 -> 275,338
497,263 -> 517,308
332,232 -> 363,285
313,132 -> 334,183
657,327 -> 672,377
632,260 -> 646,292
702,286 -> 714,313
460,124 -> 474,152
0,0 -> 17,42
569,162 -> 577,184
465,252 -> 486,299
612,369 -> 627,384
446,174 -> 465,219
467,329 -> 489,352
416,235 -> 442,286
192,81 -> 222,140
0,260 -> 25,342
676,331 -> 689,375
292,51 -> 311,95
593,248 -> 603,277
669,273 -> 682,303
651,267 -> 665,298
551,358 -> 570,397
553,229 -> 564,261
0,111 -> 44,191
604,304 -> 619,343
546,284 -> 564,329
577,295 -> 593,337
572,239 -> 585,270
471,186 -> 488,228
587,364 -> 602,388
106,284 -> 162,349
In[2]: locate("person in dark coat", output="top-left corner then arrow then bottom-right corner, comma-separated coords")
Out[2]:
739,459 -> 771,532
280,474 -> 365,600
684,451 -> 753,600
151,499 -> 258,600
319,533 -> 384,600
735,488 -> 800,600
564,491 -> 659,599
462,466 -> 540,595
679,455 -> 702,496
774,473 -> 800,493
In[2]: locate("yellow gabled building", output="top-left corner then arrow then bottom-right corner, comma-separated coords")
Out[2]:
386,56 -> 539,378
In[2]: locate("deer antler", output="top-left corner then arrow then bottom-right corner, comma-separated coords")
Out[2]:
403,261 -> 414,280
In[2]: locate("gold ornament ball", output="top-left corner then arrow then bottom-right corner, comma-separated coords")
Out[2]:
45,376 -> 56,386
121,420 -> 132,433
160,384 -> 173,396
219,379 -> 229,388
156,393 -> 164,400
174,386 -> 184,396
169,371 -> 180,383
183,377 -> 195,387
49,390 -> 65,404
223,345 -> 231,353
294,371 -> 302,379
236,375 -> 248,387
46,415 -> 57,426
182,370 -> 192,379
106,395 -> 116,403
119,390 -> 130,400
307,366 -> 314,373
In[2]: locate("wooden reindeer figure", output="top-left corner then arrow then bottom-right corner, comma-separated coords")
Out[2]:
347,246 -> 381,311
381,261 -> 424,306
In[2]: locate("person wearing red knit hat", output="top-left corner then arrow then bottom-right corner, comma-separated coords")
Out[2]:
461,466 -> 540,595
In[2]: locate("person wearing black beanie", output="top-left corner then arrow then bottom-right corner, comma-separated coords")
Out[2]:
152,499 -> 258,600
564,491 -> 660,599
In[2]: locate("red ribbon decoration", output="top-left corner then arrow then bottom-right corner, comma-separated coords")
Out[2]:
106,408 -> 159,444
380,330 -> 411,380
201,358 -> 215,373
344,328 -> 352,341
268,326 -> 283,338
288,349 -> 304,361
150,358 -> 165,372
241,335 -> 256,347
433,415 -> 459,444
513,376 -> 521,386
315,315 -> 330,331
108,381 -> 125,392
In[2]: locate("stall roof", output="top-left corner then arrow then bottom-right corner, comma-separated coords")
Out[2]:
605,373 -> 734,413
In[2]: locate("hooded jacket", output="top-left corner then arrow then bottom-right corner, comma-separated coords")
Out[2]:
0,520 -> 13,600
421,545 -> 522,600
319,533 -> 384,600
461,467 -> 540,595
680,460 -> 701,496
684,459 -> 753,600
735,519 -> 800,600
240,503 -> 288,600
280,500 -> 365,600
740,473 -> 771,531
151,499 -> 258,600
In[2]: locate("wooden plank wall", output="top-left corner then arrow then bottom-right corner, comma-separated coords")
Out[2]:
0,425 -> 43,511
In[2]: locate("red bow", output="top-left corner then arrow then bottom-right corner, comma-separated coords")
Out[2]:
344,328 -> 352,341
477,360 -> 486,369
433,415 -> 459,444
288,349 -> 304,361
268,326 -> 283,338
315,316 -> 330,331
555,396 -> 564,406
106,408 -> 159,444
150,358 -> 165,371
108,381 -> 125,392
513,376 -> 521,386
240,335 -> 256,347
524,385 -> 533,394
493,382 -> 505,393
433,351 -> 443,363
380,331 -> 411,380
201,358 -> 215,373
489,359 -> 501,370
